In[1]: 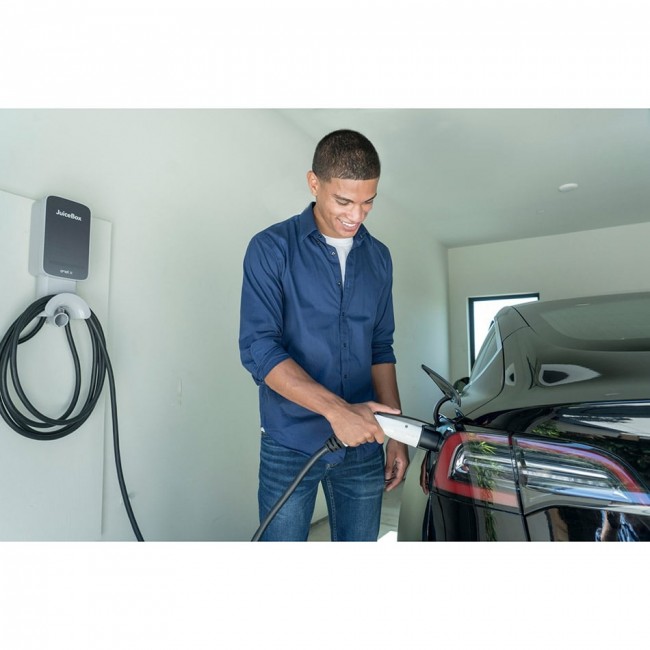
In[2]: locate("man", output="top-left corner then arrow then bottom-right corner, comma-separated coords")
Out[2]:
239,129 -> 408,541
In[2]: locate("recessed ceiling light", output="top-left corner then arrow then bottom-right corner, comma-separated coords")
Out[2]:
558,183 -> 579,192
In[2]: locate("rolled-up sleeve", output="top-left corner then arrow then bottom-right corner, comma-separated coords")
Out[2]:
239,234 -> 290,385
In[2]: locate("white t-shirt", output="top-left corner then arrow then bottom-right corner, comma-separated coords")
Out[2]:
324,235 -> 354,286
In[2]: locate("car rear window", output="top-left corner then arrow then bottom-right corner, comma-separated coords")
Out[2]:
520,293 -> 650,351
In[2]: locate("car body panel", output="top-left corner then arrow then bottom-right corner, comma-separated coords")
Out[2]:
398,291 -> 650,542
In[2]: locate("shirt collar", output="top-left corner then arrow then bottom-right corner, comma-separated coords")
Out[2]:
298,202 -> 370,245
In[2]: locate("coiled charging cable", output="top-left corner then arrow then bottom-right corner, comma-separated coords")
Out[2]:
0,294 -> 143,541
251,434 -> 344,542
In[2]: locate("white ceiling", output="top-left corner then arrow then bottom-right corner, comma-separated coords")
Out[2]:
278,108 -> 650,248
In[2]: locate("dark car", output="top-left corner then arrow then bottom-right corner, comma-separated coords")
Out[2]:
397,291 -> 650,541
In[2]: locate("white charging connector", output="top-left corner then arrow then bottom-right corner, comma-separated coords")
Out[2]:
375,412 -> 443,451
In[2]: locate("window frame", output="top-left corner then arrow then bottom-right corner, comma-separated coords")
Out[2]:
468,292 -> 540,368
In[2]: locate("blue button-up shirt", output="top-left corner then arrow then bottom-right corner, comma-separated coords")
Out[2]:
239,203 -> 397,461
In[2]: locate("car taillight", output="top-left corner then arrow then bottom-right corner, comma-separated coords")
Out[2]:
513,437 -> 650,512
434,430 -> 518,508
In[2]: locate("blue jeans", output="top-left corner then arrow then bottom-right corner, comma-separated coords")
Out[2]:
257,432 -> 385,541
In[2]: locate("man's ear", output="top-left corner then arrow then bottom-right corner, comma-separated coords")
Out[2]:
306,171 -> 320,197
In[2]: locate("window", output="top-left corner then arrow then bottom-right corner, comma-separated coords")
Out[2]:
468,293 -> 539,368
469,321 -> 500,382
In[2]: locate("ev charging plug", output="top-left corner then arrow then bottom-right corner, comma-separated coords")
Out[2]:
374,412 -> 443,451
373,363 -> 464,452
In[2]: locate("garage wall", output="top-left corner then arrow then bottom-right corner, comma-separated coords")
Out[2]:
0,109 -> 447,540
448,221 -> 650,382
373,196 -> 450,422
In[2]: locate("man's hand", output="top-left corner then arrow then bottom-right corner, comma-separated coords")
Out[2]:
384,438 -> 409,492
419,456 -> 429,495
326,400 -> 400,448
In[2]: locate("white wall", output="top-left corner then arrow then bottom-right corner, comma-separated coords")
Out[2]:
372,196 -> 449,422
0,109 -> 447,540
448,222 -> 650,382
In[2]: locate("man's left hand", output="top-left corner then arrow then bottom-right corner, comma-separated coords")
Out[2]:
384,438 -> 409,492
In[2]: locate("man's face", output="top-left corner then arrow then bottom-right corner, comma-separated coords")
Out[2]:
307,172 -> 379,239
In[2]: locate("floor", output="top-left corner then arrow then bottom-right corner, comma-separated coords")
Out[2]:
307,481 -> 403,542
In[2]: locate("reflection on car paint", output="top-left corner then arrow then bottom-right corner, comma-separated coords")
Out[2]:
528,507 -> 650,541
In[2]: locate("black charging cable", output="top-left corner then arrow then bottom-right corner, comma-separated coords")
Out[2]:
251,435 -> 344,542
0,295 -> 143,541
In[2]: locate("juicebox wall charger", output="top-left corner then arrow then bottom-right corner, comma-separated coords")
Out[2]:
2,194 -> 144,540
28,195 -> 91,284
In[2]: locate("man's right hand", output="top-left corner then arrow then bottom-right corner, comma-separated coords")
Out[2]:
326,400 -> 401,447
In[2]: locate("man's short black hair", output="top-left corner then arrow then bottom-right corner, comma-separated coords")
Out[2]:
312,129 -> 381,181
